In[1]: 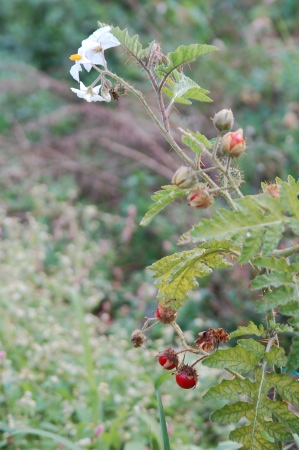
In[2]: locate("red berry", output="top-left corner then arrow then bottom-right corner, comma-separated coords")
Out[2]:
175,364 -> 198,389
157,348 -> 178,370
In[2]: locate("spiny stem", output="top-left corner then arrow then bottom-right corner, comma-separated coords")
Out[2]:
101,69 -> 194,167
212,131 -> 222,158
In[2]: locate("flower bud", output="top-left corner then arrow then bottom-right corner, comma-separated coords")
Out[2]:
101,86 -> 112,102
221,129 -> 246,157
171,166 -> 196,189
187,187 -> 214,208
131,329 -> 146,348
213,109 -> 234,131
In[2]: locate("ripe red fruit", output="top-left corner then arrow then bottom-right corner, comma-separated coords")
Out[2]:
175,364 -> 198,389
157,348 -> 178,370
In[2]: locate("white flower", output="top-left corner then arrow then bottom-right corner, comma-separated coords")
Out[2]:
70,26 -> 120,82
70,82 -> 109,103
69,53 -> 92,83
81,26 -> 120,67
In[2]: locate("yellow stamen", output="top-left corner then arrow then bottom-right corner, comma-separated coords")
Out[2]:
69,54 -> 82,61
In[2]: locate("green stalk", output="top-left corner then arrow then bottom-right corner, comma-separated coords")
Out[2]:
69,288 -> 101,422
155,373 -> 172,450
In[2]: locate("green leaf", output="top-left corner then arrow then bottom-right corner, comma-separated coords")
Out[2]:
155,43 -> 217,78
229,322 -> 266,339
229,425 -> 279,450
109,25 -> 146,61
149,242 -> 233,306
206,356 -> 299,449
266,373 -> 299,407
154,373 -> 171,450
202,345 -> 260,372
262,222 -> 285,255
211,401 -> 253,423
1,428 -> 82,450
260,419 -> 292,442
264,398 -> 299,435
278,176 -> 299,220
254,256 -> 291,272
264,346 -> 287,367
238,339 -> 265,358
251,272 -> 293,290
191,195 -> 287,262
287,335 -> 299,372
140,185 -> 187,227
203,378 -> 258,402
256,286 -> 296,312
181,129 -> 212,154
162,71 -> 212,104
239,228 -> 264,263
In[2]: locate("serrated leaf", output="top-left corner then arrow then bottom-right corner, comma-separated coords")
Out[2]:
230,425 -> 280,450
203,378 -> 258,402
181,129 -> 212,155
262,222 -> 284,254
211,401 -> 253,424
140,185 -> 187,227
202,345 -> 260,372
256,286 -> 296,312
230,322 -> 266,339
266,373 -> 299,407
264,398 -> 299,435
238,339 -> 265,358
287,335 -> 299,372
261,419 -> 292,441
253,257 -> 291,272
191,195 -> 287,262
239,228 -> 264,263
162,71 -> 212,104
149,242 -> 233,306
251,272 -> 293,290
264,347 -> 287,367
279,301 -> 299,315
278,176 -> 299,219
109,25 -> 145,61
155,43 -> 217,78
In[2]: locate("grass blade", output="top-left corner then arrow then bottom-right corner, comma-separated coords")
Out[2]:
154,373 -> 172,450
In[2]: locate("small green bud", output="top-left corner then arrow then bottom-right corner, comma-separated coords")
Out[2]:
213,109 -> 234,131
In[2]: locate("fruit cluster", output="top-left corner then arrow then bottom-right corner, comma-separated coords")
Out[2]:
131,304 -> 229,389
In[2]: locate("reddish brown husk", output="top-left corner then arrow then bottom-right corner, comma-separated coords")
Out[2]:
175,364 -> 198,389
131,329 -> 146,348
187,187 -> 214,209
156,304 -> 177,324
157,347 -> 179,370
195,327 -> 229,352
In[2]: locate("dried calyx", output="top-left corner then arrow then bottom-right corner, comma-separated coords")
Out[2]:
195,327 -> 229,352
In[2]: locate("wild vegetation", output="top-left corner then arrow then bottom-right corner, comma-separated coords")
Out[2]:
0,1 -> 299,449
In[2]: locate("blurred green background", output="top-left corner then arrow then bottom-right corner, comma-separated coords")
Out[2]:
0,1 -> 299,449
